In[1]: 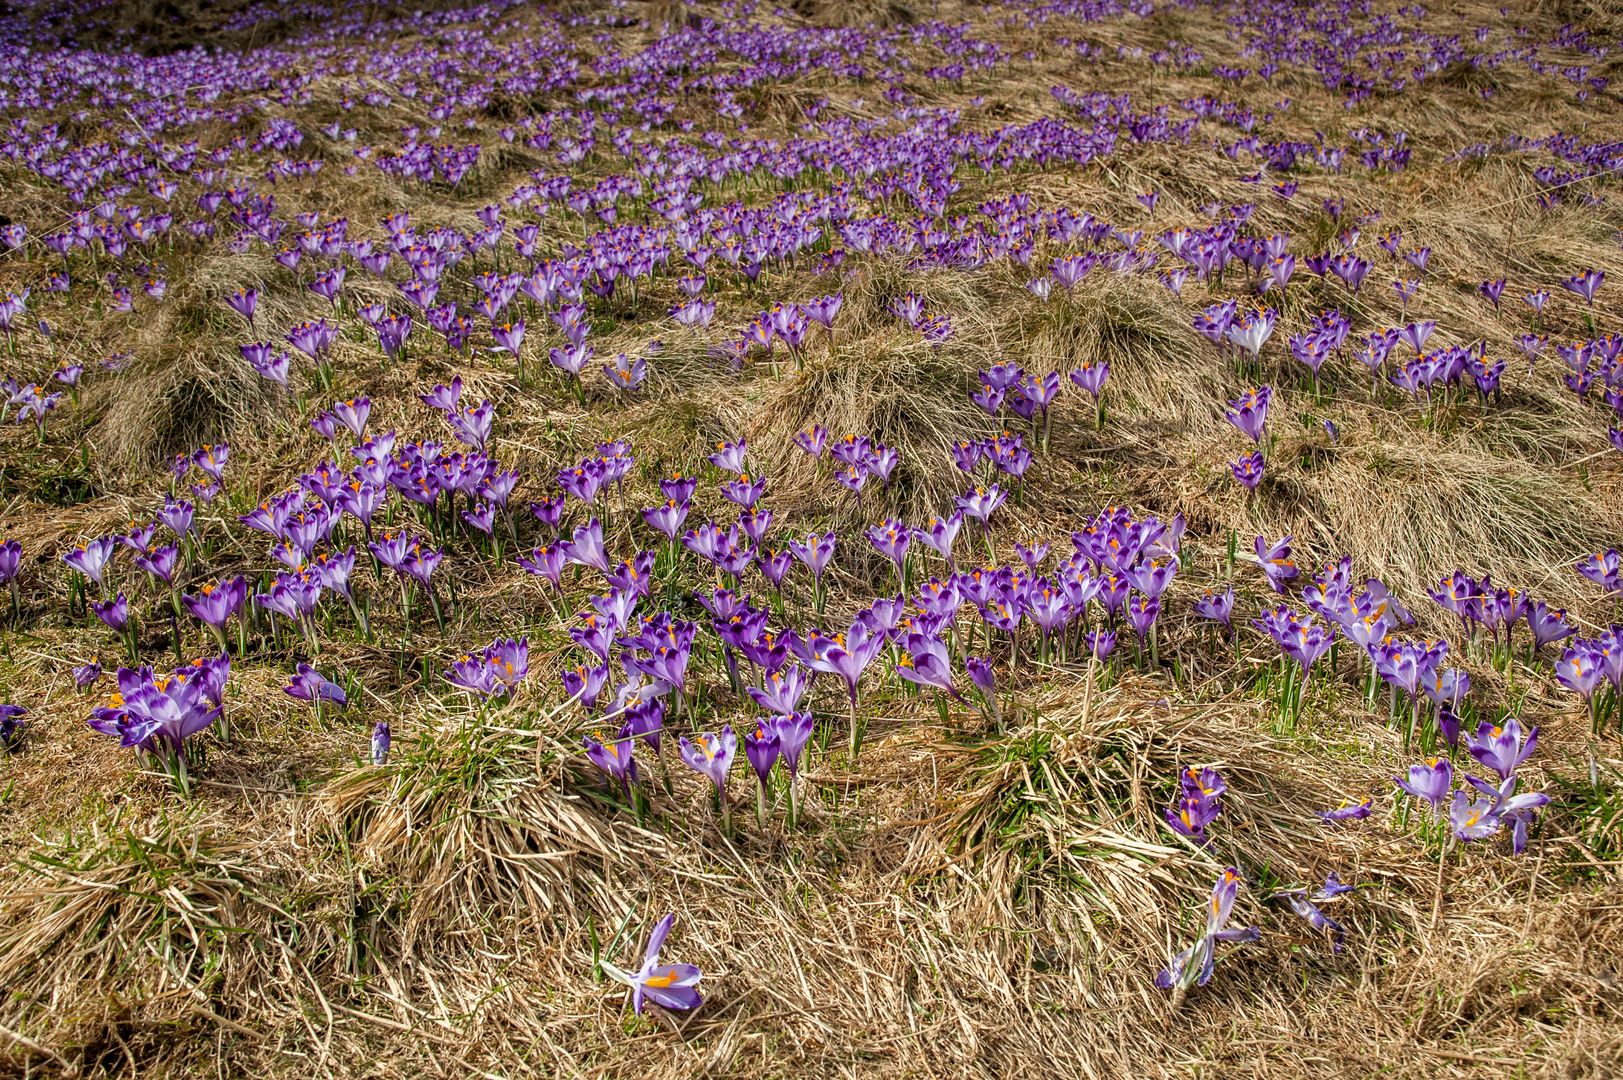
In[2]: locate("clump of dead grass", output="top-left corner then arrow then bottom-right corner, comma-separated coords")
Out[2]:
0,809 -> 295,1070
322,698 -> 664,940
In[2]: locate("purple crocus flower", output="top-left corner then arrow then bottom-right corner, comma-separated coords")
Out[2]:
490,319 -> 525,358
134,543 -> 180,586
1561,269 -> 1605,307
560,518 -> 609,574
74,660 -> 103,689
600,913 -> 703,1015
1395,758 -> 1453,815
92,593 -> 131,633
819,624 -> 887,714
63,536 -> 117,588
1165,766 -> 1225,844
866,518 -> 911,572
0,539 -> 20,591
1555,645 -> 1607,704
286,318 -> 337,362
802,293 -> 843,331
310,411 -> 340,443
226,287 -> 258,324
1230,451 -> 1265,491
0,704 -> 25,750
954,484 -> 1007,524
529,495 -> 566,533
1127,593 -> 1161,641
1449,789 -> 1501,842
194,443 -> 229,483
603,353 -> 647,392
768,711 -> 815,778
1253,535 -> 1298,593
895,633 -> 959,699
788,531 -> 836,588
963,655 -> 995,698
1466,716 -> 1537,779
912,513 -> 964,566
756,547 -> 792,588
642,499 -> 690,541
1193,586 -> 1235,628
1280,618 -> 1336,675
721,473 -> 766,509
621,698 -> 665,754
370,721 -> 391,765
183,576 -> 248,643
1576,549 -> 1621,595
331,397 -> 370,439
1319,798 -> 1373,824
89,659 -> 224,769
583,722 -> 638,788
157,498 -> 194,539
1224,387 -> 1271,442
1127,557 -> 1177,598
421,378 -> 463,413
1156,868 -> 1260,993
284,664 -> 348,706
743,722 -> 781,790
1480,776 -> 1550,855
794,424 -> 828,458
446,637 -> 531,699
1226,308 -> 1276,359
708,439 -> 748,473
748,664 -> 807,715
1086,629 -> 1116,660
679,725 -> 737,799
519,544 -> 566,588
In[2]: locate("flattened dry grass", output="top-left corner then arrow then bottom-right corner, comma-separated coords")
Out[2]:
2,0 -> 1623,1076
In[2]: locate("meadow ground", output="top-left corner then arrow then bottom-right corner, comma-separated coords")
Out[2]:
1,0 -> 1623,1076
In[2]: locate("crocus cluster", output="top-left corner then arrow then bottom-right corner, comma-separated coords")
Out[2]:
86,654 -> 230,789
446,637 -> 531,699
1394,715 -> 1547,853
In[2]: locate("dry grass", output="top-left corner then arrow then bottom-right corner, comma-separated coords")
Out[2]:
2,0 -> 1623,1076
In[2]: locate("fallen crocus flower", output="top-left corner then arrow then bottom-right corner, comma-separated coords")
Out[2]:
1156,868 -> 1260,993
600,913 -> 703,1015
1319,798 -> 1372,824
1273,875 -> 1352,953
284,664 -> 348,708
